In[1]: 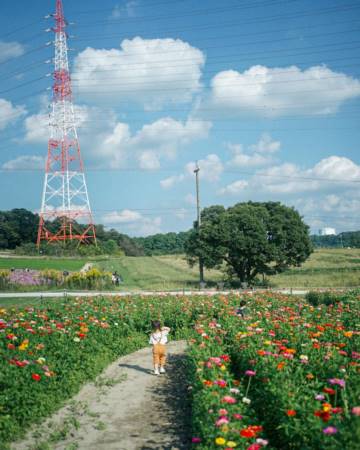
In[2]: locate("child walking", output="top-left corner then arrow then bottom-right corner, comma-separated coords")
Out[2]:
149,320 -> 170,376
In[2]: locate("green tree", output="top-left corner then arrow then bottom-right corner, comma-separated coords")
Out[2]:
185,201 -> 313,284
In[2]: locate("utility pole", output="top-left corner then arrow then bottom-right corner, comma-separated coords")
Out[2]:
194,162 -> 205,287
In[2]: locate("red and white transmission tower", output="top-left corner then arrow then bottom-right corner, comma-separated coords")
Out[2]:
37,0 -> 96,246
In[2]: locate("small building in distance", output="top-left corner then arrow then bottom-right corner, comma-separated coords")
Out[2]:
319,227 -> 336,236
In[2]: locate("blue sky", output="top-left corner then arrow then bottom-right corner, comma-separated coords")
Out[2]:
0,0 -> 359,236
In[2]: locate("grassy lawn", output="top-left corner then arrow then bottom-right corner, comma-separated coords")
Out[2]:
96,254 -> 223,290
96,248 -> 360,290
0,257 -> 87,271
0,296 -> 61,308
269,248 -> 360,288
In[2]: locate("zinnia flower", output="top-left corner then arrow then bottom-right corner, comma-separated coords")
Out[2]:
286,410 -> 297,417
215,437 -> 226,445
352,406 -> 360,416
245,370 -> 256,376
31,373 -> 41,382
192,437 -> 202,443
323,426 -> 337,434
222,395 -> 236,404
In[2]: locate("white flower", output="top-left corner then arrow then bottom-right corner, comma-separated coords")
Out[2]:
242,396 -> 251,404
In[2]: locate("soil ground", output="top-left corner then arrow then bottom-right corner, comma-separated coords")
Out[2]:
11,341 -> 190,450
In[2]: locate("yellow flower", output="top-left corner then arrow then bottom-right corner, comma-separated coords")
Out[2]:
264,340 -> 272,345
18,339 -> 29,351
226,441 -> 237,448
220,365 -> 226,371
215,437 -> 226,445
221,424 -> 229,433
344,331 -> 353,338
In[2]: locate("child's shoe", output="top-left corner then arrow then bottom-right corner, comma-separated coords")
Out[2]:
159,367 -> 166,374
154,367 -> 160,376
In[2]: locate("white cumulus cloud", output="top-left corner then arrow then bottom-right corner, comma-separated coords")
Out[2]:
2,155 -> 45,170
209,65 -> 360,117
186,154 -> 224,182
250,156 -> 360,194
0,41 -> 24,63
218,180 -> 248,195
0,98 -> 26,130
72,37 -> 205,109
96,117 -> 211,168
102,209 -> 161,236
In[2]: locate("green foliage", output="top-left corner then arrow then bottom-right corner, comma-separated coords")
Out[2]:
311,231 -> 360,248
134,231 -> 191,255
305,289 -> 360,306
185,201 -> 313,284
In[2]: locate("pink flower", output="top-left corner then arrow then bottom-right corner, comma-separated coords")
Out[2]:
222,395 -> 236,404
323,426 -> 338,435
233,413 -> 243,420
245,370 -> 256,376
328,378 -> 346,388
216,416 -> 229,426
192,437 -> 202,443
247,445 -> 262,450
352,406 -> 360,416
219,408 -> 228,415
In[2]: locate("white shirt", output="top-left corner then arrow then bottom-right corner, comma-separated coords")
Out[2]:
149,329 -> 169,345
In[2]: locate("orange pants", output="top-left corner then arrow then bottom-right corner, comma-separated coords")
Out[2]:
152,343 -> 166,366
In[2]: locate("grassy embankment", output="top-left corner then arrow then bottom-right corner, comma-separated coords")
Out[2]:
0,257 -> 87,271
96,248 -> 360,289
0,248 -> 359,295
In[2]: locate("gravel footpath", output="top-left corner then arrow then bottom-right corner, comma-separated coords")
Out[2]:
12,341 -> 190,450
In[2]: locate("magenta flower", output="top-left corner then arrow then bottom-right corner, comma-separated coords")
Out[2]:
221,395 -> 236,404
233,413 -> 243,420
323,426 -> 338,435
328,378 -> 346,388
215,416 -> 229,426
245,370 -> 256,376
192,437 -> 202,443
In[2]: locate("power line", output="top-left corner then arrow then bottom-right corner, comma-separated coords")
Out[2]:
1,166 -> 359,185
73,2 -> 360,30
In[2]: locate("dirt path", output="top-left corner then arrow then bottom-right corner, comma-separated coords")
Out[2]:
12,341 -> 190,450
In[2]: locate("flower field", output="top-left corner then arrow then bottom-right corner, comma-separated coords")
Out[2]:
0,291 -> 359,448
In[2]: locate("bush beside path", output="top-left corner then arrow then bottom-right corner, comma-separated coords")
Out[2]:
11,341 -> 190,450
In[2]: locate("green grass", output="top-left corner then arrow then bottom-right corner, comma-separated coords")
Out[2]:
269,248 -> 360,288
96,254 -> 223,290
96,249 -> 360,290
0,296 -> 61,308
0,257 -> 87,271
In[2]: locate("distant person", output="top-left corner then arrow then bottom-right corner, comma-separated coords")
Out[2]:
149,320 -> 171,376
236,300 -> 247,318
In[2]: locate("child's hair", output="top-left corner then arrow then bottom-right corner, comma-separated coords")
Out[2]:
151,320 -> 161,331
239,300 -> 246,307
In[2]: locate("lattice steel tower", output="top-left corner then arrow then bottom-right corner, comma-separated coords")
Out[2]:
37,0 -> 96,246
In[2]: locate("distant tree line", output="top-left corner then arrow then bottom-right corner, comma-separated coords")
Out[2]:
0,208 -> 359,258
311,231 -> 360,248
0,209 -> 144,256
134,231 -> 191,256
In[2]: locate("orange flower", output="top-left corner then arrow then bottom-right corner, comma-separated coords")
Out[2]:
277,362 -> 286,370
286,409 -> 297,417
257,350 -> 266,356
306,373 -> 315,380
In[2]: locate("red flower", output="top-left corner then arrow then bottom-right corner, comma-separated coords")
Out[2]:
240,428 -> 256,438
286,410 -> 297,417
32,373 -> 41,382
314,410 -> 331,422
7,343 -> 15,350
323,387 -> 336,395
